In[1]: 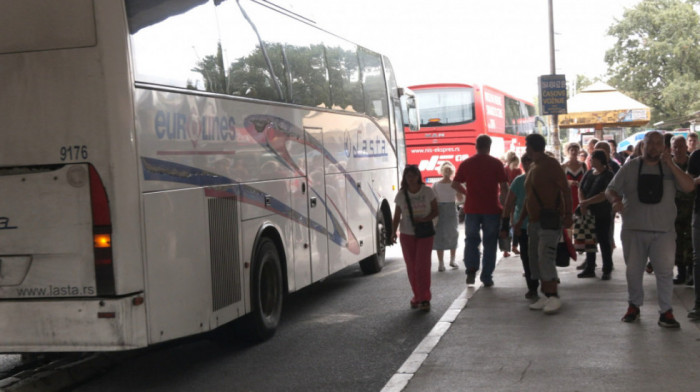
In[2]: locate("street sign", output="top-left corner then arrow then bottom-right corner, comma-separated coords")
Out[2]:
538,74 -> 568,115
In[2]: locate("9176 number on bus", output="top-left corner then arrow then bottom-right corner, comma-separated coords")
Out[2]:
60,145 -> 88,161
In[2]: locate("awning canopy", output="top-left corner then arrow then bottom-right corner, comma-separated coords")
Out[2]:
558,82 -> 651,129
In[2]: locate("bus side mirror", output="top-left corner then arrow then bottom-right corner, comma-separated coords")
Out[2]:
535,116 -> 549,137
400,93 -> 420,132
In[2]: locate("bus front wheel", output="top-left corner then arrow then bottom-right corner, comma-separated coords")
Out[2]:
242,237 -> 284,342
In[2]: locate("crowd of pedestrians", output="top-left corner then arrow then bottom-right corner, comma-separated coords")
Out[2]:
390,130 -> 700,328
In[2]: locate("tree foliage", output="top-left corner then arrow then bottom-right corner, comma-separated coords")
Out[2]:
605,0 -> 700,124
190,42 -> 368,112
569,74 -> 603,97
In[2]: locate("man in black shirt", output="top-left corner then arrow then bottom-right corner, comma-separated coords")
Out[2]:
686,148 -> 700,319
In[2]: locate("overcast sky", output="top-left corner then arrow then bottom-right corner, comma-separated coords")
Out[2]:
288,0 -> 642,101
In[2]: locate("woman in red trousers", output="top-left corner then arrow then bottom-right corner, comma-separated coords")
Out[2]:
391,165 -> 438,311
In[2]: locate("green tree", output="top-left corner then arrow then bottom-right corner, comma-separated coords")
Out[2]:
226,41 -> 289,102
605,0 -> 700,123
190,43 -> 228,94
570,74 -> 597,97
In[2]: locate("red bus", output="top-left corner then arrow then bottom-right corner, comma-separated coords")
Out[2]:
405,83 -> 547,182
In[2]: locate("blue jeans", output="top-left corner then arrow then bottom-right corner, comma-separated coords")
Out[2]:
464,213 -> 500,283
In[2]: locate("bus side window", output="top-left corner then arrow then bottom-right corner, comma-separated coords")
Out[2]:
277,14 -> 331,108
504,96 -> 519,136
215,1 -> 287,102
325,36 -> 364,113
522,102 -> 536,136
359,48 -> 389,136
128,1 -> 220,91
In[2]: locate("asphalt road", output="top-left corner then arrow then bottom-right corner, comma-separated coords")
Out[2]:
62,242 -> 468,392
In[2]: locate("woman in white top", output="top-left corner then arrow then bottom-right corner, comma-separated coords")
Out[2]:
391,165 -> 438,311
432,162 -> 464,271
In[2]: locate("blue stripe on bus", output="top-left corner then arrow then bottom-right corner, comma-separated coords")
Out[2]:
141,156 -> 353,251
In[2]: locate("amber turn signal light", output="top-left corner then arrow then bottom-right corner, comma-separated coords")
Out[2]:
94,234 -> 111,248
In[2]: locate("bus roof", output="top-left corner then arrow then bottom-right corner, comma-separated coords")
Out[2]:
408,83 -> 474,90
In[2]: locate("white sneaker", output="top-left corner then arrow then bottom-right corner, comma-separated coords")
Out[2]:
543,296 -> 562,314
449,260 -> 458,268
529,297 -> 548,310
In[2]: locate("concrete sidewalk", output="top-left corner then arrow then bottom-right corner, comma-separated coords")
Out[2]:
390,244 -> 700,391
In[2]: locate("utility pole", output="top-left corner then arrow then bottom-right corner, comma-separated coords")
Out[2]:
548,0 -> 562,160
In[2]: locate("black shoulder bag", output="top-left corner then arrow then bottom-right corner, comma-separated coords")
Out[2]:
637,160 -> 663,204
533,189 -> 561,230
404,188 -> 435,238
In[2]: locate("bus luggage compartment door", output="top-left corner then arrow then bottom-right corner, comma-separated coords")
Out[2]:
0,164 -> 96,299
143,188 -> 216,343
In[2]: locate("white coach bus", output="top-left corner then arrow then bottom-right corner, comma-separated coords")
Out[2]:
0,0 -> 418,351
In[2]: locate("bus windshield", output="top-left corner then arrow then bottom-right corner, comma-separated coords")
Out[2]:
415,87 -> 475,127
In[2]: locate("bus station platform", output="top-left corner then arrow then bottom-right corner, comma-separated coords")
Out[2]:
383,236 -> 700,392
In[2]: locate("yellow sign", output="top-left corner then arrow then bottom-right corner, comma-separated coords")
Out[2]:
559,108 -> 650,128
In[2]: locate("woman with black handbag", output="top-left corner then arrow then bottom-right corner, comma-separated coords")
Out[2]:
577,150 -> 615,280
391,165 -> 438,311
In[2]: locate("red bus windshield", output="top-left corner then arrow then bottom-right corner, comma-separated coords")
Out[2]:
417,87 -> 475,127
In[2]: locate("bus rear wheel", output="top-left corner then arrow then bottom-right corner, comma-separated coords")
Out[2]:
360,212 -> 386,274
240,237 -> 283,342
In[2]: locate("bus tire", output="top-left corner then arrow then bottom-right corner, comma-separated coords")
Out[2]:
241,237 -> 284,342
360,212 -> 387,275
